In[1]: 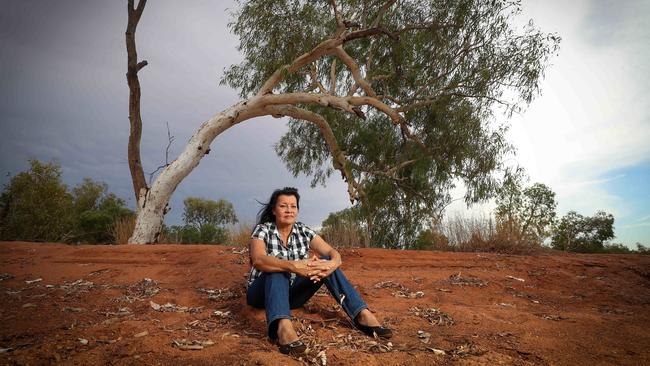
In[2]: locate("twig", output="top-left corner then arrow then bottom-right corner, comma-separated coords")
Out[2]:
147,122 -> 175,185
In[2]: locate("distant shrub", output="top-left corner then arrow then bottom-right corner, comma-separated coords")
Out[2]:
228,222 -> 254,247
0,161 -> 133,244
112,215 -> 136,244
416,213 -> 542,254
161,224 -> 227,244
319,207 -> 370,248
636,243 -> 650,255
599,243 -> 632,254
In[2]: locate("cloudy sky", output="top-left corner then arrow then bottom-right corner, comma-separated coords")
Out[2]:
1,0 -> 648,246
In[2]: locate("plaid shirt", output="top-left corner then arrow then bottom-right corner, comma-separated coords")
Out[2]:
247,221 -> 316,287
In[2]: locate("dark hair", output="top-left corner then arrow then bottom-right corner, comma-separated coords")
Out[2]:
256,187 -> 300,225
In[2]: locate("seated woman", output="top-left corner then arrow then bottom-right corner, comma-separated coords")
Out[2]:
247,187 -> 392,355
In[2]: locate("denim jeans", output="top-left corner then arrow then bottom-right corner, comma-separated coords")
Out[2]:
246,257 -> 368,339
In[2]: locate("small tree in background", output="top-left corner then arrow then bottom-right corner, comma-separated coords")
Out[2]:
319,206 -> 369,248
72,178 -> 134,243
495,168 -> 557,246
0,160 -> 74,242
180,197 -> 238,244
551,210 -> 615,252
0,160 -> 133,244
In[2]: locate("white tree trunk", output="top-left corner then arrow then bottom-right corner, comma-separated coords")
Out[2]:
127,92 -> 389,244
128,99 -> 266,244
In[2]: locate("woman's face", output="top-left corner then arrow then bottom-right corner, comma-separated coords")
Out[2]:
273,194 -> 298,226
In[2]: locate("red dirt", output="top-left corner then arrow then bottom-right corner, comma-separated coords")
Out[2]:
1,241 -> 649,365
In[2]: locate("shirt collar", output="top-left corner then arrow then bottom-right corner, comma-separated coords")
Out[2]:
270,222 -> 299,241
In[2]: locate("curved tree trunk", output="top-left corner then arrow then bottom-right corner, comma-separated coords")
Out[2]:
129,100 -> 264,243
127,94 -> 380,243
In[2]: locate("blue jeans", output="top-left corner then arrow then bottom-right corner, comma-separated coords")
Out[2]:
246,258 -> 368,339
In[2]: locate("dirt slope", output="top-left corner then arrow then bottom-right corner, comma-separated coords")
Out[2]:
1,241 -> 649,365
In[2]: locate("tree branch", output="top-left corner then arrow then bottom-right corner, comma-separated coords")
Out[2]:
329,58 -> 337,94
371,0 -> 397,27
333,46 -> 377,98
329,0 -> 346,35
264,105 -> 364,202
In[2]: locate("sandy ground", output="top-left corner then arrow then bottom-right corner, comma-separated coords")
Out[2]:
1,241 -> 649,365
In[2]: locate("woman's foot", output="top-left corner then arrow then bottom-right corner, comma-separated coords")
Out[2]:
276,319 -> 305,355
354,309 -> 392,339
355,309 -> 381,327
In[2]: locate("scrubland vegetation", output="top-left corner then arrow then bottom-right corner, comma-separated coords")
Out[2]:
1,159 -> 645,254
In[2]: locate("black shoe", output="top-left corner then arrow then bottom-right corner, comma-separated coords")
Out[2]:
278,340 -> 307,356
354,317 -> 393,339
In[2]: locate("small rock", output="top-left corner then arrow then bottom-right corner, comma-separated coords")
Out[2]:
78,338 -> 88,345
506,275 -> 525,282
134,331 -> 149,338
427,347 -> 446,355
63,307 -> 85,313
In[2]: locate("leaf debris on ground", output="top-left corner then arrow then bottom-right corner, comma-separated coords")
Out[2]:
448,272 -> 488,287
149,301 -> 203,313
410,306 -> 455,326
170,339 -> 214,351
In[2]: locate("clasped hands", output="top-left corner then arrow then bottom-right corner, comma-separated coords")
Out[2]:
293,255 -> 340,283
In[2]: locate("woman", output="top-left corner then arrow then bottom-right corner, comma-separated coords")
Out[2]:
247,187 -> 392,355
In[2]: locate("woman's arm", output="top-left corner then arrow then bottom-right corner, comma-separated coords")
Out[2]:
249,238 -> 319,277
308,235 -> 342,281
310,235 -> 342,265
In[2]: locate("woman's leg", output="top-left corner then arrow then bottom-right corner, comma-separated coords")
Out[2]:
246,272 -> 293,339
289,275 -> 324,309
321,268 -> 369,321
315,256 -> 369,321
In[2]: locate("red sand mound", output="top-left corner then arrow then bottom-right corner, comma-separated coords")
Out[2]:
1,241 -> 649,365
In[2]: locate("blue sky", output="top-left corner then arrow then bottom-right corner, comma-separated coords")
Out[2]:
1,0 -> 648,246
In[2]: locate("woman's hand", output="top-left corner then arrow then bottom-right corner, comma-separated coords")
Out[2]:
290,259 -> 323,278
307,255 -> 341,282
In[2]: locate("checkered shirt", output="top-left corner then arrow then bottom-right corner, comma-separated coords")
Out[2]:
247,221 -> 316,287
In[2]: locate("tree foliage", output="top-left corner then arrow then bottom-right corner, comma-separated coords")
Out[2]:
319,205 -> 369,247
495,168 -> 557,244
0,160 -> 133,244
0,160 -> 74,242
551,210 -> 615,252
222,0 -> 560,246
72,178 -> 134,243
171,197 -> 238,244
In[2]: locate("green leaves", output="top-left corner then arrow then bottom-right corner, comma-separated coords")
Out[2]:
0,160 -> 133,243
223,0 -> 560,246
182,197 -> 238,229
551,211 -> 615,252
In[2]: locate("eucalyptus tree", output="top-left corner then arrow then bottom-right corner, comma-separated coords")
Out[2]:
126,0 -> 559,244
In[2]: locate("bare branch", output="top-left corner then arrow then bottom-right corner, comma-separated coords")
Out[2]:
147,122 -> 175,185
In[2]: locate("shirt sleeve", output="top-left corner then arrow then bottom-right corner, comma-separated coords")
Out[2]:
251,224 -> 267,241
301,224 -> 317,242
